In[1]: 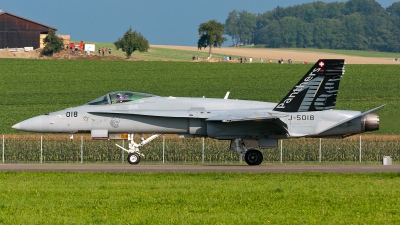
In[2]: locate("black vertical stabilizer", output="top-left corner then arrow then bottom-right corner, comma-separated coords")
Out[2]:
273,59 -> 345,112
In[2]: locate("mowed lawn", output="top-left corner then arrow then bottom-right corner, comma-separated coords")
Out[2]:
0,172 -> 399,224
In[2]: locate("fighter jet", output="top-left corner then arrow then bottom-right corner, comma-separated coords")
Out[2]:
12,59 -> 383,165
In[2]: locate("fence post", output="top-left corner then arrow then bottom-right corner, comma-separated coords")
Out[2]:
163,136 -> 165,164
40,135 -> 43,163
359,135 -> 362,163
80,136 -> 83,163
202,137 -> 204,164
319,138 -> 322,163
2,135 -> 4,164
280,139 -> 283,163
121,140 -> 124,164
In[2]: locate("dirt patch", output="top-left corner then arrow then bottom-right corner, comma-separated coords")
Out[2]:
0,49 -> 42,59
152,45 -> 400,64
0,49 -> 145,61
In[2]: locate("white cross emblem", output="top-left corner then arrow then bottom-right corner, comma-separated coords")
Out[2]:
318,61 -> 325,67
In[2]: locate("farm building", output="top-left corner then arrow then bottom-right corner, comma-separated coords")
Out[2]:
0,11 -> 68,49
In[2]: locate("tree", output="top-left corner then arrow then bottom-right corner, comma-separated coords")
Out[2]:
225,10 -> 240,45
237,11 -> 257,45
114,27 -> 149,59
197,20 -> 227,58
41,29 -> 64,56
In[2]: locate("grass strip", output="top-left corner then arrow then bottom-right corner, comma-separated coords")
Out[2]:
0,172 -> 399,224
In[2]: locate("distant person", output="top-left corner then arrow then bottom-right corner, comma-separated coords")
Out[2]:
79,41 -> 84,51
260,58 -> 263,63
102,47 -> 105,56
108,48 -> 111,54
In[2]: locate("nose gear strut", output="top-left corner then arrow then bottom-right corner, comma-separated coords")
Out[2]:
115,133 -> 162,164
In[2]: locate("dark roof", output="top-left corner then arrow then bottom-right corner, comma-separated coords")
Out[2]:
0,11 -> 57,31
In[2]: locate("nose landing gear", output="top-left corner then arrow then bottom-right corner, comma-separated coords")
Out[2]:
115,133 -> 162,165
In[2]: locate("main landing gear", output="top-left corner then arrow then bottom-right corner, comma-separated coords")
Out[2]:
231,138 -> 264,166
244,149 -> 264,166
115,133 -> 162,165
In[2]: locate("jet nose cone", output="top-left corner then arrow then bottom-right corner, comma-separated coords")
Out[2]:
12,123 -> 21,130
11,115 -> 48,132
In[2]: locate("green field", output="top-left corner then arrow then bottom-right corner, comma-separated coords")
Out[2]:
0,172 -> 399,224
1,55 -> 399,225
85,41 -> 400,60
1,59 -> 399,134
80,41 -> 234,61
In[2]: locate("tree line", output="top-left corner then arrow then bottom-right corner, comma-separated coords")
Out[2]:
225,0 -> 400,52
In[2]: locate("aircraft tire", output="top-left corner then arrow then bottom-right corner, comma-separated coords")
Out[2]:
244,149 -> 263,166
127,153 -> 141,165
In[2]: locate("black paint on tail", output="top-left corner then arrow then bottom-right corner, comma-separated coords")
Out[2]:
273,59 -> 345,112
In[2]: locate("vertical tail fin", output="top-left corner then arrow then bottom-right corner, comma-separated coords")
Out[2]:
273,59 -> 345,112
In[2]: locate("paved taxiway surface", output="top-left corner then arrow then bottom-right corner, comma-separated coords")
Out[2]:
0,164 -> 399,173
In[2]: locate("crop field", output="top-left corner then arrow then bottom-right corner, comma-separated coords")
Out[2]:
0,172 -> 399,224
1,59 -> 399,134
1,134 -> 399,163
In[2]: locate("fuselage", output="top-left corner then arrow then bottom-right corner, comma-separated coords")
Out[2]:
12,95 -> 377,139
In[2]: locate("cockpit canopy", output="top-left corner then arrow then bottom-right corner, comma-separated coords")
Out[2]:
86,91 -> 158,105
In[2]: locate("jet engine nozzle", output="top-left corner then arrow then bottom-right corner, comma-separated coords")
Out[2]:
361,113 -> 379,132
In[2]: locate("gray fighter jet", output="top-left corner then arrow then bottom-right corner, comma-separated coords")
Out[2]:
12,59 -> 383,165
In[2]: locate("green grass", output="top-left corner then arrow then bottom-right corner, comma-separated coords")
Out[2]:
1,59 -> 399,134
75,40 -> 239,61
0,172 -> 399,224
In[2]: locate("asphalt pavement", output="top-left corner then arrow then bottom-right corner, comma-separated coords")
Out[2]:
0,164 -> 399,173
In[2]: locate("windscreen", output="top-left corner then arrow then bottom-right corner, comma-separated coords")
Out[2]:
87,91 -> 157,105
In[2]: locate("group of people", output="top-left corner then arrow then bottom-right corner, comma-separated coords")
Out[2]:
68,41 -> 85,51
98,47 -> 112,56
278,58 -> 293,64
192,55 -> 297,64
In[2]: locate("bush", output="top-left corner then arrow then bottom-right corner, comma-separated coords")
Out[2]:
41,29 -> 64,56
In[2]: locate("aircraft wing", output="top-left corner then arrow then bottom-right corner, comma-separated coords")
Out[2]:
316,105 -> 385,135
88,109 -> 280,122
